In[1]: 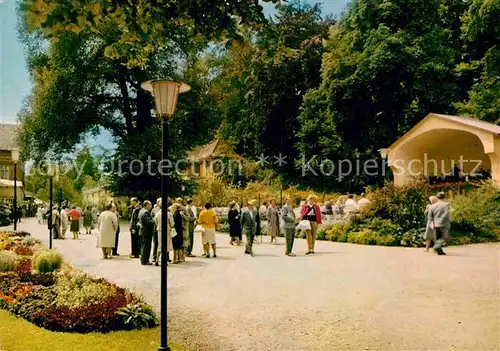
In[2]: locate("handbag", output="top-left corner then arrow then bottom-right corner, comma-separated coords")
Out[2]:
170,227 -> 178,238
296,220 -> 311,230
194,224 -> 205,233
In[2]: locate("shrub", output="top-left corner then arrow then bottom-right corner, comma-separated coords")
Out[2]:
16,258 -> 32,275
400,228 -> 425,247
450,183 -> 500,241
326,223 -> 350,242
347,229 -> 396,246
32,250 -> 62,273
32,287 -> 129,333
0,251 -> 18,272
54,271 -> 117,309
116,303 -> 158,330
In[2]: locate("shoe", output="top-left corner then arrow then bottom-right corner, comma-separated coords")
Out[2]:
213,254 -> 217,258
201,253 -> 207,257
305,251 -> 312,255
112,253 -> 119,256
186,254 -> 196,258
167,259 -> 172,263
205,254 -> 210,258
141,262 -> 153,266
437,251 -> 446,255
154,261 -> 159,266
244,251 -> 251,255
288,253 -> 296,257
311,250 -> 315,254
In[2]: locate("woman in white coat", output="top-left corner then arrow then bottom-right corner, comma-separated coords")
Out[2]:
98,203 -> 118,259
154,199 -> 174,266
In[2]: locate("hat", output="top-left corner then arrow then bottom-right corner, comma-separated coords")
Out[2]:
248,199 -> 258,206
436,191 -> 446,199
175,197 -> 184,203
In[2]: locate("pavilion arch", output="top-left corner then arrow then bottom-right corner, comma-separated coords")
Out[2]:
384,113 -> 500,186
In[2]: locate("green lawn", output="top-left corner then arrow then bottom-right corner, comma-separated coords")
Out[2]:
0,310 -> 186,351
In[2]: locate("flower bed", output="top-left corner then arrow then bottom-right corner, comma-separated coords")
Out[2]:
0,230 -> 157,333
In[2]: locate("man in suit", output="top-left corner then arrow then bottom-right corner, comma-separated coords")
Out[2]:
185,199 -> 197,257
138,200 -> 155,265
241,199 -> 259,257
129,198 -> 142,259
429,192 -> 451,255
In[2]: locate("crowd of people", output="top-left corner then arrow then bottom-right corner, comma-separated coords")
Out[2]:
33,189 -> 451,262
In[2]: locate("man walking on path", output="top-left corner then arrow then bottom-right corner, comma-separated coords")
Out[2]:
429,192 -> 451,255
185,199 -> 197,257
176,198 -> 191,257
241,199 -> 258,257
138,200 -> 155,265
129,198 -> 142,259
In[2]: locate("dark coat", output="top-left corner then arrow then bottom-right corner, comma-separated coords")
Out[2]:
228,209 -> 242,237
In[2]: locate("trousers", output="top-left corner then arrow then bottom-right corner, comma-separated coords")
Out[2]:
245,232 -> 254,254
140,232 -> 153,265
112,227 -> 120,255
187,228 -> 194,254
284,228 -> 295,254
131,232 -> 141,258
152,230 -> 158,261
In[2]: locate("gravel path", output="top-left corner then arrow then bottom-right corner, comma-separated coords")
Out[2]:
10,219 -> 500,350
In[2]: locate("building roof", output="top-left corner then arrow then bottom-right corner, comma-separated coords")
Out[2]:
188,140 -> 220,161
387,113 -> 500,151
0,124 -> 20,150
431,114 -> 500,135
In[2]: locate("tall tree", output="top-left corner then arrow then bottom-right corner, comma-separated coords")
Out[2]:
214,2 -> 332,181
298,0 -> 461,191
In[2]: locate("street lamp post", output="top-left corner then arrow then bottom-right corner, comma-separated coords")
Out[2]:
11,149 -> 20,231
47,164 -> 56,249
141,79 -> 191,351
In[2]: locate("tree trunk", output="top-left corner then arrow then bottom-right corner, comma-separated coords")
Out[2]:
132,68 -> 153,132
117,66 -> 134,136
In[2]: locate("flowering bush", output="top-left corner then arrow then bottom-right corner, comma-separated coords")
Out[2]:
54,271 -> 117,309
32,287 -> 130,333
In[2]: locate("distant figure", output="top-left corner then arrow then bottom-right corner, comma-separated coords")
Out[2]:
51,206 -> 61,240
281,197 -> 296,257
185,199 -> 197,258
111,204 -> 121,256
60,205 -> 69,239
171,203 -> 185,263
241,199 -> 259,257
129,197 -> 142,259
198,202 -> 218,258
83,206 -> 93,234
98,203 -> 118,259
228,201 -> 242,245
357,193 -> 372,211
428,192 -> 451,255
67,206 -> 81,240
300,194 -> 322,255
324,200 -> 333,216
344,195 -> 358,214
138,200 -> 155,266
266,199 -> 280,245
153,199 -> 173,266
424,196 -> 439,252
37,207 -> 44,224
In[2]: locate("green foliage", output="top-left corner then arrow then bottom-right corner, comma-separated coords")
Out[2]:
449,183 -> 500,241
0,252 -> 18,272
347,229 -> 396,246
116,303 -> 158,330
32,250 -> 62,273
54,271 -> 117,309
325,223 -> 350,242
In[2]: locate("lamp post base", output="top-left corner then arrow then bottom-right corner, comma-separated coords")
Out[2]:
158,346 -> 171,351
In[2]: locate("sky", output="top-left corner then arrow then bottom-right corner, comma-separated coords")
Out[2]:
0,0 -> 350,149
